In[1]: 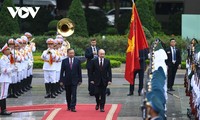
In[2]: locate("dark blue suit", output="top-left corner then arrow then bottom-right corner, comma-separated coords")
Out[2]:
85,46 -> 99,94
90,58 -> 112,109
60,57 -> 82,109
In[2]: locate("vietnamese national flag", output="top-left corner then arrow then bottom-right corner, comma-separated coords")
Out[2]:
125,1 -> 149,85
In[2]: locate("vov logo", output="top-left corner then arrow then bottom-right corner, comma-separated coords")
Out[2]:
7,7 -> 40,19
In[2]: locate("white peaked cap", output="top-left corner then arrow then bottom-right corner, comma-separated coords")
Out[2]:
1,43 -> 9,52
24,32 -> 32,37
21,36 -> 28,43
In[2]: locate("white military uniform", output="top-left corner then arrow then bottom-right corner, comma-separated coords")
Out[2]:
24,32 -> 36,78
0,52 -> 14,99
9,49 -> 18,84
16,38 -> 24,83
41,48 -> 58,83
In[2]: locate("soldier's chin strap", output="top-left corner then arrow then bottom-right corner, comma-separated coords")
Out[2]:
167,91 -> 180,99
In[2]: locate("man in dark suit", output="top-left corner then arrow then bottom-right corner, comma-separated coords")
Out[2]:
85,38 -> 99,96
127,49 -> 148,96
90,49 -> 112,112
60,48 -> 82,112
165,38 -> 181,91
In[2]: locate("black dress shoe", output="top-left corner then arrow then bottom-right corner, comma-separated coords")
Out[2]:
95,105 -> 99,110
44,94 -> 51,98
138,93 -> 141,96
171,88 -> 175,91
127,93 -> 133,96
100,109 -> 105,112
71,108 -> 77,112
16,92 -> 21,96
1,110 -> 12,115
57,90 -> 62,94
53,92 -> 58,96
7,95 -> 12,98
168,88 -> 175,91
67,108 -> 70,111
51,94 -> 56,98
12,94 -> 18,98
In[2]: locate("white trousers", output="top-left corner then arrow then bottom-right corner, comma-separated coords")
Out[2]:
44,70 -> 56,83
0,82 -> 9,100
27,66 -> 33,77
17,71 -> 23,82
11,72 -> 18,84
22,69 -> 28,79
56,71 -> 60,82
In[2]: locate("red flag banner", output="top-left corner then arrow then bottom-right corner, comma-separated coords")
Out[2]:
125,2 -> 149,85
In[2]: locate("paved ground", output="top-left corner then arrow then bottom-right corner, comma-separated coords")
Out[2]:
2,64 -> 190,120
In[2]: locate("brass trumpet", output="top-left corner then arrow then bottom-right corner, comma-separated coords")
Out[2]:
47,48 -> 52,54
28,38 -> 35,45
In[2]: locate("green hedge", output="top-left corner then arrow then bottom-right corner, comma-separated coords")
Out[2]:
0,35 -> 187,53
106,55 -> 126,63
181,61 -> 186,69
81,60 -> 122,69
34,60 -> 121,69
0,35 -> 188,60
33,61 -> 44,69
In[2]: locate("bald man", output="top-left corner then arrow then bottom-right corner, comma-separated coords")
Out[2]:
90,49 -> 112,112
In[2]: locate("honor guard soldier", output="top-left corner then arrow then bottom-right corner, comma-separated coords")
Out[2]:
20,36 -> 29,92
145,67 -> 166,120
15,38 -> 25,95
54,38 -> 64,95
24,32 -> 36,88
146,95 -> 164,120
0,43 -> 14,115
41,38 -> 58,98
56,35 -> 68,58
7,39 -> 18,98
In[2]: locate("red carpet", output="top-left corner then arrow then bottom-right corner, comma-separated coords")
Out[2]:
7,104 -> 122,120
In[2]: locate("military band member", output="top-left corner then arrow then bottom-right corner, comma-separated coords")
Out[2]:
0,43 -> 14,115
7,39 -> 18,98
15,38 -> 25,95
41,38 -> 58,98
25,32 -> 36,52
54,38 -> 65,94
56,35 -> 68,58
20,36 -> 29,92
24,32 -> 36,88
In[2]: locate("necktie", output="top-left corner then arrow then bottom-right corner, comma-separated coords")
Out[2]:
93,47 -> 95,52
173,47 -> 176,61
100,58 -> 103,70
49,54 -> 53,65
10,54 -> 14,64
70,58 -> 73,69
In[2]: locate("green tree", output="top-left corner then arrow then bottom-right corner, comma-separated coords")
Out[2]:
136,0 -> 161,35
67,0 -> 88,37
0,0 -> 20,35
